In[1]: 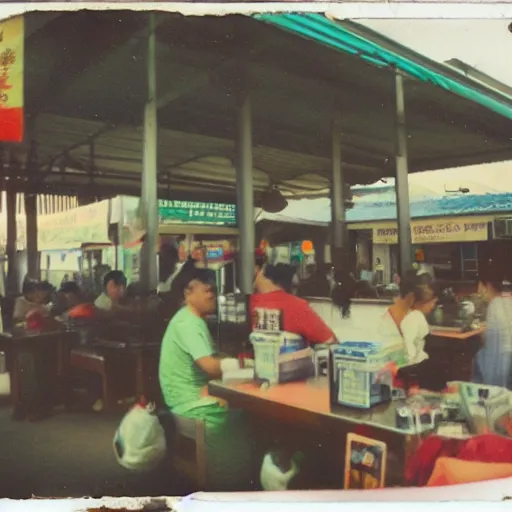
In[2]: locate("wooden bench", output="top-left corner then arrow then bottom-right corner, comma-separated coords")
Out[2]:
70,342 -> 161,410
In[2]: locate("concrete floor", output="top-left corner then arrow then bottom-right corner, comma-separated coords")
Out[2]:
0,400 -> 189,499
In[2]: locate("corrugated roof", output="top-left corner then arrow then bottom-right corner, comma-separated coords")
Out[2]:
2,12 -> 511,202
256,14 -> 512,121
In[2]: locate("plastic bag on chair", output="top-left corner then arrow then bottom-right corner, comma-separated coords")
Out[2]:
113,400 -> 167,472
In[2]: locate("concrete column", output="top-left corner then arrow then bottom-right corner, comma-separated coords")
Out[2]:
235,88 -> 254,295
25,193 -> 38,280
331,119 -> 346,271
394,72 -> 412,277
140,12 -> 159,290
6,188 -> 19,294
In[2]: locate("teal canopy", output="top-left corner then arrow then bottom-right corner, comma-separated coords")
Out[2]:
255,13 -> 512,121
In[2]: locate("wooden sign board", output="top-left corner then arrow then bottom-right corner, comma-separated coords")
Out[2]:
344,433 -> 387,490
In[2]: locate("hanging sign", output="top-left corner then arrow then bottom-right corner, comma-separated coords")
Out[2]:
38,200 -> 111,251
159,200 -> 237,226
373,217 -> 489,245
0,16 -> 23,142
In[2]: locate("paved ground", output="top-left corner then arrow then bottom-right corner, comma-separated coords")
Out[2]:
0,400 -> 190,499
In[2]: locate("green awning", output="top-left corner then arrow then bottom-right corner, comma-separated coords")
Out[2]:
255,13 -> 512,122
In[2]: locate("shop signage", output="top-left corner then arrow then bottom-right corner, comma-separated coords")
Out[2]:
38,200 -> 111,250
178,240 -> 235,263
373,217 -> 489,245
0,16 -> 24,142
159,200 -> 237,226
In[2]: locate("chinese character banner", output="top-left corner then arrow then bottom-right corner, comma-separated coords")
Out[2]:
0,16 -> 23,143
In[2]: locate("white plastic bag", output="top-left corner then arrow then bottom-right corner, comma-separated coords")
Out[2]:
113,401 -> 167,472
260,452 -> 300,491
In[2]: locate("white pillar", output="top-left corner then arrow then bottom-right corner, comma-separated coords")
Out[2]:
236,89 -> 254,295
140,13 -> 159,290
394,72 -> 412,277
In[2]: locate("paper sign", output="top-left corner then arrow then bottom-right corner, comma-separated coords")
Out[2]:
373,217 -> 489,244
0,16 -> 24,142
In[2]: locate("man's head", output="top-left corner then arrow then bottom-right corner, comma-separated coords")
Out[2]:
59,281 -> 81,309
399,269 -> 434,309
103,271 -> 127,302
173,259 -> 217,316
254,263 -> 294,294
478,269 -> 503,302
23,279 -> 41,303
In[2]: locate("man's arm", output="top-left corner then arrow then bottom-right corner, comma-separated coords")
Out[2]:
195,356 -> 222,379
296,302 -> 335,344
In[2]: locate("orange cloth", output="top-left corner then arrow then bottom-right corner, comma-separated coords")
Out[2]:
427,457 -> 512,487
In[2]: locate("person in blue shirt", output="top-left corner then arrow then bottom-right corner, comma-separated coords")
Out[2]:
473,270 -> 512,389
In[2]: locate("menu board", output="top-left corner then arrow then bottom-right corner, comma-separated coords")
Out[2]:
344,434 -> 387,490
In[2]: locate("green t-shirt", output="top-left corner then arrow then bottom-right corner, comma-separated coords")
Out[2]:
159,306 -> 216,414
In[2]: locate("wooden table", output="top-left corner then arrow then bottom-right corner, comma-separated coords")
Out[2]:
425,327 -> 484,389
208,377 -> 420,488
70,340 -> 161,410
0,328 -> 78,420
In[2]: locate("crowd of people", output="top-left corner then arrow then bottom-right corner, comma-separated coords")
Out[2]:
4,250 -> 512,486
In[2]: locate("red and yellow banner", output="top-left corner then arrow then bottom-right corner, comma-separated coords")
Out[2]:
0,16 -> 23,142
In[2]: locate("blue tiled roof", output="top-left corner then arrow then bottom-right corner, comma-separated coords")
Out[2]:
274,192 -> 512,225
347,192 -> 512,222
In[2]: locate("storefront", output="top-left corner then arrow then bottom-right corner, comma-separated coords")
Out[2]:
113,196 -> 240,286
37,200 -> 113,289
350,215 -> 492,290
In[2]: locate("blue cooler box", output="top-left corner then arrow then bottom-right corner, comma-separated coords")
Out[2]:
329,341 -> 394,409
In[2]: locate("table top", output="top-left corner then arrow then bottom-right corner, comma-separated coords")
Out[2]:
0,328 -> 77,341
428,326 -> 485,340
208,377 -> 412,435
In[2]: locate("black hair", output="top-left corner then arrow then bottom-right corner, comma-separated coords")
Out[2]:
399,269 -> 433,300
60,281 -> 80,295
22,279 -> 39,296
171,258 -> 216,300
331,269 -> 357,318
264,264 -> 295,293
103,270 -> 127,290
478,268 -> 504,293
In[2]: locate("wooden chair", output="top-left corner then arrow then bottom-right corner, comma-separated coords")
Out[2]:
70,345 -> 112,407
172,415 -> 207,490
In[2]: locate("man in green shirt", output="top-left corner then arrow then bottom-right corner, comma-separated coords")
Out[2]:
159,262 -> 229,419
158,260 -> 254,490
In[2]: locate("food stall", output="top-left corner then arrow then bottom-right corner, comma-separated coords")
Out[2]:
37,200 -> 113,291
209,341 -> 510,489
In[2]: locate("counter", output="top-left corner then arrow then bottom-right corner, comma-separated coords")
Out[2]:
208,377 -> 421,488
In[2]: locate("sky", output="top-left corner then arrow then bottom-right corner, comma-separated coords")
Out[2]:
360,19 -> 512,87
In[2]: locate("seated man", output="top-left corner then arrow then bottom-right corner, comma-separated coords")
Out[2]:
251,262 -> 335,345
159,258 -> 254,490
94,270 -> 127,312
